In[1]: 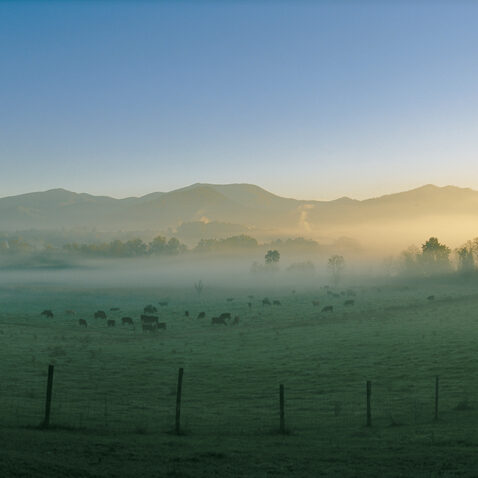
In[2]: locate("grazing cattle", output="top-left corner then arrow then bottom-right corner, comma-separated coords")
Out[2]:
107,319 -> 115,327
157,322 -> 167,330
78,319 -> 87,328
197,311 -> 206,319
211,317 -> 227,325
262,298 -> 271,306
344,299 -> 355,306
185,310 -> 190,317
121,317 -> 134,326
273,300 -> 281,306
110,307 -> 120,312
219,312 -> 231,321
312,300 -> 320,307
65,310 -> 75,316
94,310 -> 107,319
248,302 -> 252,309
141,314 -> 159,325
144,304 -> 158,314
142,323 -> 156,333
159,301 -> 168,307
248,295 -> 254,299
327,291 -> 340,298
321,305 -> 333,313
427,295 -> 435,301
41,310 -> 54,318
232,316 -> 240,325
226,298 -> 234,302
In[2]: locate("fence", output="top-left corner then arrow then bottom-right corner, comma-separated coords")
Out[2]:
2,364 -> 466,436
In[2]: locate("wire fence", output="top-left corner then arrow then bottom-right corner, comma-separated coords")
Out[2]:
2,363 -> 474,436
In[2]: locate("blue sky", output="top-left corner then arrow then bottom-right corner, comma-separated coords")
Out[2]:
1,1 -> 478,200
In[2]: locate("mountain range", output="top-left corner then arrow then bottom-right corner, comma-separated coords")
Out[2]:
1,183 -> 477,249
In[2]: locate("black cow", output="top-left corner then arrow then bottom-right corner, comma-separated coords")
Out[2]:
262,298 -> 271,306
110,307 -> 120,311
273,300 -> 281,306
427,295 -> 435,301
344,300 -> 355,306
158,301 -> 168,307
219,312 -> 231,321
41,310 -> 54,318
121,317 -> 134,326
211,317 -> 227,325
312,300 -> 320,307
226,298 -> 234,302
232,316 -> 240,325
94,310 -> 107,319
157,322 -> 167,330
321,305 -> 333,313
144,304 -> 158,314
78,318 -> 87,328
185,310 -> 190,317
197,311 -> 206,319
107,319 -> 116,327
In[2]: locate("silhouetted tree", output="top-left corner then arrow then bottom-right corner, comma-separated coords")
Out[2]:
327,254 -> 345,286
265,249 -> 280,264
420,237 -> 451,274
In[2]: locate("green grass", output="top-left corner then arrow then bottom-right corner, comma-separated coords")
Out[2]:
2,280 -> 478,476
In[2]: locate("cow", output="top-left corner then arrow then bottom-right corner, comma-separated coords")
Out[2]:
144,305 -> 158,314
248,295 -> 254,299
41,310 -> 54,318
427,295 -> 435,301
321,305 -> 333,313
312,300 -> 320,307
273,300 -> 281,306
344,299 -> 355,306
185,310 -> 190,317
121,317 -> 134,326
107,319 -> 116,327
110,307 -> 120,312
262,298 -> 271,306
78,319 -> 87,328
248,302 -> 252,309
232,316 -> 240,325
211,317 -> 227,325
65,310 -> 75,316
157,322 -> 167,330
94,310 -> 107,319
327,291 -> 340,298
226,298 -> 234,302
141,314 -> 159,325
142,323 -> 156,333
219,312 -> 231,321
197,312 -> 206,319
159,301 -> 168,307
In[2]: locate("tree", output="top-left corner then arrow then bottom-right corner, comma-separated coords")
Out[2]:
327,255 -> 345,287
194,280 -> 204,296
265,249 -> 280,265
420,237 -> 451,274
456,241 -> 475,274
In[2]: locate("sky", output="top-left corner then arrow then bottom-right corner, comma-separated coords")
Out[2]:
1,1 -> 478,200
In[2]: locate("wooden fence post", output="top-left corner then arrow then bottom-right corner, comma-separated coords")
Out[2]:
435,376 -> 439,421
279,384 -> 285,434
175,368 -> 184,435
42,364 -> 54,428
366,380 -> 372,427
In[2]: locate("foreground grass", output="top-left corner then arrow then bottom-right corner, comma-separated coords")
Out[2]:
2,279 -> 478,476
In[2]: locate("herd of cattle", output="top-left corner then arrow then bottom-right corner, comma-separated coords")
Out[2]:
37,288 -> 364,333
37,289 -> 438,333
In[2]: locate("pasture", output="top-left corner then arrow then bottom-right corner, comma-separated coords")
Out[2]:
2,278 -> 478,476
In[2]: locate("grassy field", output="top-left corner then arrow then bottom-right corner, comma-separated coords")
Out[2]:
2,277 -> 478,476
